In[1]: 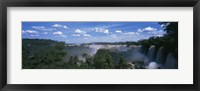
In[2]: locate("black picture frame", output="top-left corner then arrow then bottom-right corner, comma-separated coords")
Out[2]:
0,0 -> 199,91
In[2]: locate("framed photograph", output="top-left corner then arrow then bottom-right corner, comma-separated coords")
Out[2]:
0,0 -> 199,91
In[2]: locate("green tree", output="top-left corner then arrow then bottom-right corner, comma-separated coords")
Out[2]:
117,56 -> 130,69
22,39 -> 67,69
93,49 -> 115,69
159,22 -> 178,59
82,53 -> 88,58
68,55 -> 79,69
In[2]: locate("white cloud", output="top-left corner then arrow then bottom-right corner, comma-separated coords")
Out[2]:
60,35 -> 67,38
94,27 -> 99,30
135,32 -> 140,35
83,33 -> 145,43
115,30 -> 139,35
75,29 -> 86,34
148,30 -> 166,37
123,32 -> 137,35
137,29 -> 143,32
52,24 -> 68,29
156,35 -> 164,37
83,34 -> 92,37
137,27 -> 157,33
73,29 -> 92,37
104,29 -> 109,34
32,26 -> 55,31
53,31 -> 63,35
22,30 -> 39,36
72,34 -> 81,37
53,31 -> 67,38
137,27 -> 165,37
63,25 -> 68,29
22,30 -> 26,34
136,27 -> 165,37
161,24 -> 165,28
52,24 -> 62,28
143,27 -> 157,31
95,27 -> 109,34
115,30 -> 122,33
111,34 -> 117,38
160,23 -> 170,28
24,30 -> 38,34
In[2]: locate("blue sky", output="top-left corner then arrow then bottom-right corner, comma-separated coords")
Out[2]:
22,22 -> 166,44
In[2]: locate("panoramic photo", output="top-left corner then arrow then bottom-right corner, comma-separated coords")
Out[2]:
22,22 -> 178,69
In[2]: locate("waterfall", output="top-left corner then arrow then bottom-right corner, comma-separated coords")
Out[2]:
131,45 -> 146,62
148,62 -> 159,69
164,53 -> 178,69
147,45 -> 156,62
155,47 -> 164,64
